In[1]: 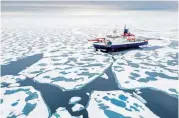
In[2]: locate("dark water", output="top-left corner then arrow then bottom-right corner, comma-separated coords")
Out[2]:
1,54 -> 43,76
140,89 -> 178,118
1,54 -> 178,118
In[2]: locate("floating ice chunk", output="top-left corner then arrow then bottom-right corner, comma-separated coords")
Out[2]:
101,73 -> 108,80
0,75 -> 26,88
0,87 -> 49,118
72,115 -> 83,118
51,107 -> 72,118
86,93 -> 90,96
112,44 -> 178,97
133,92 -> 147,104
72,104 -> 85,112
135,89 -> 142,94
8,83 -> 20,87
20,48 -> 112,91
87,91 -> 159,118
69,97 -> 82,104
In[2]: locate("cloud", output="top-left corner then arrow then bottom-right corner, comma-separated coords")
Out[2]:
2,1 -> 178,14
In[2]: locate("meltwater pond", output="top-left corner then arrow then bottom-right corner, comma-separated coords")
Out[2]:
1,50 -> 178,118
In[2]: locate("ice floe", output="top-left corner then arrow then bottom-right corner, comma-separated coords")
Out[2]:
8,83 -> 20,87
135,89 -> 142,94
0,86 -> 49,118
87,91 -> 159,118
86,93 -> 90,96
69,97 -> 82,104
101,73 -> 108,80
112,40 -> 178,97
72,104 -> 85,112
19,47 -> 112,91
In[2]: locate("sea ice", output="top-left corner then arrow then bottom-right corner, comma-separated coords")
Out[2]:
72,104 -> 85,112
8,83 -> 20,87
0,87 -> 50,118
112,40 -> 178,97
135,89 -> 142,94
69,97 -> 82,104
101,73 -> 108,80
73,115 -> 83,118
19,47 -> 112,91
0,75 -> 26,88
1,27 -> 67,65
86,93 -> 90,96
87,90 -> 159,118
1,10 -> 177,65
